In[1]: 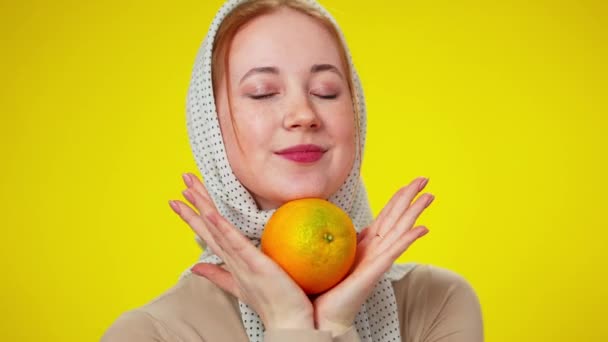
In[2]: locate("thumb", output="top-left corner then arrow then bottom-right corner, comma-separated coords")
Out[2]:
190,263 -> 239,298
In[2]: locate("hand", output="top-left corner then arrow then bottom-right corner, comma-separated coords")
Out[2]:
312,177 -> 434,336
169,173 -> 314,330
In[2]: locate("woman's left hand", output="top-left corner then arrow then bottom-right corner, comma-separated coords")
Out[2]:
172,173 -> 314,330
312,177 -> 434,336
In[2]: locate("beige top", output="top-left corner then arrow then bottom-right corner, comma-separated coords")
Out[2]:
101,264 -> 483,341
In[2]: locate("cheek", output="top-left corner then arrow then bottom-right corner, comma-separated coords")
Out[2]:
326,106 -> 356,144
216,112 -> 240,154
231,106 -> 275,152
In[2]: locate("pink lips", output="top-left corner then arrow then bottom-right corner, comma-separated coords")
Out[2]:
275,144 -> 327,163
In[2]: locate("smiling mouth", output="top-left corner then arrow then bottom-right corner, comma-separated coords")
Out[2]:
275,144 -> 328,163
276,150 -> 325,163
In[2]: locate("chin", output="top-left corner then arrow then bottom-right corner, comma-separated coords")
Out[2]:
274,184 -> 330,202
249,175 -> 342,209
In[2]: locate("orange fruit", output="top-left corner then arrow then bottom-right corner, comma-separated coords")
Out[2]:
261,198 -> 357,294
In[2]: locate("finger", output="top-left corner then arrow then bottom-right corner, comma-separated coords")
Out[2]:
376,194 -> 434,251
201,211 -> 260,273
339,226 -> 429,300
381,226 -> 429,261
355,227 -> 375,257
182,189 -> 251,273
169,199 -> 226,260
357,227 -> 370,243
183,173 -> 219,211
359,226 -> 429,281
357,226 -> 378,252
199,211 -> 248,270
208,211 -> 271,272
182,185 -> 215,218
173,193 -> 243,273
184,173 -> 278,272
374,177 -> 428,238
181,187 -> 238,265
190,262 -> 240,298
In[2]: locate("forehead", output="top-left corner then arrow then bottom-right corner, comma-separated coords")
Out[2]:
228,7 -> 344,79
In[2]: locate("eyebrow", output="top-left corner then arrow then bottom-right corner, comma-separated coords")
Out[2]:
239,64 -> 344,84
310,64 -> 344,79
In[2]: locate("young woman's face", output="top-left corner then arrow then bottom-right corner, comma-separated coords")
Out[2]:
215,7 -> 356,210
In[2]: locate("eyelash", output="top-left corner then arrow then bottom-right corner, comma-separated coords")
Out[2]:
249,93 -> 277,100
248,93 -> 338,100
318,94 -> 338,99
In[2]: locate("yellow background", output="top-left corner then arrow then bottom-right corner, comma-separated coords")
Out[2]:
1,0 -> 606,340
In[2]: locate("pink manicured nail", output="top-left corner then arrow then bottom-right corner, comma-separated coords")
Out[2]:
418,177 -> 429,191
169,200 -> 180,214
182,173 -> 193,187
182,189 -> 194,203
425,195 -> 435,208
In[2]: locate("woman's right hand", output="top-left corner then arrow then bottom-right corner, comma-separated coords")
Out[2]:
169,173 -> 314,330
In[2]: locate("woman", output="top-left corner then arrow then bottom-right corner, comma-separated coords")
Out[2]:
102,0 -> 483,341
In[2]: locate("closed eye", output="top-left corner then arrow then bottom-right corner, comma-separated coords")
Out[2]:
248,93 -> 338,100
316,94 -> 338,99
249,93 -> 278,100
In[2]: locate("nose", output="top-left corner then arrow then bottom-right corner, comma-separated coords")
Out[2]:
283,95 -> 321,131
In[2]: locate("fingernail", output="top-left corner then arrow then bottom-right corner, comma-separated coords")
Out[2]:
418,177 -> 429,191
169,200 -> 180,214
182,189 -> 194,202
425,195 -> 435,208
182,173 -> 193,187
420,228 -> 430,237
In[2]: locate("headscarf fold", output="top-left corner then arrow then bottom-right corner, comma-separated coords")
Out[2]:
180,1 -> 416,340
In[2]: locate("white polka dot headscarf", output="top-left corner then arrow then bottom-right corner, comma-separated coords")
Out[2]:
180,0 -> 417,340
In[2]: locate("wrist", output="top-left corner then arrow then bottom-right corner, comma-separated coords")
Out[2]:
316,318 -> 353,337
265,310 -> 314,330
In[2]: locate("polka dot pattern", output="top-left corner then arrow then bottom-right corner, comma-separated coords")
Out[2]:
178,0 -> 418,341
